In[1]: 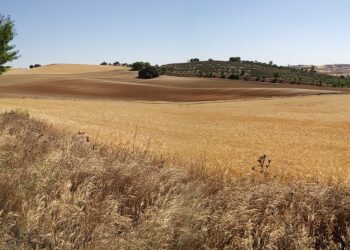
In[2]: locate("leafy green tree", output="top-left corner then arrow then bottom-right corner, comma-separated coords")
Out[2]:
190,58 -> 200,62
298,76 -> 302,84
0,15 -> 19,74
138,64 -> 159,79
229,74 -> 240,80
229,57 -> 241,62
131,61 -> 150,71
100,61 -> 108,65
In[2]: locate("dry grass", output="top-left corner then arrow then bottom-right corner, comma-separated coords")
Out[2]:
1,111 -> 350,249
0,94 -> 349,183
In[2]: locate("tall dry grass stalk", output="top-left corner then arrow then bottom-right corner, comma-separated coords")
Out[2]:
0,111 -> 350,249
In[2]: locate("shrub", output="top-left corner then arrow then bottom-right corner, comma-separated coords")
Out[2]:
190,58 -> 200,62
229,74 -> 240,80
298,76 -> 302,84
100,61 -> 108,65
138,65 -> 159,79
131,61 -> 150,71
29,65 -> 34,69
33,64 -> 41,68
207,72 -> 215,78
273,72 -> 280,79
229,57 -> 241,62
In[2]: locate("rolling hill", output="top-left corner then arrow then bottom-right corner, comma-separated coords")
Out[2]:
161,60 -> 350,87
0,63 -> 343,102
317,64 -> 350,76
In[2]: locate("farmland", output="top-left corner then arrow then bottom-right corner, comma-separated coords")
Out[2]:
0,64 -> 349,181
2,0 -> 350,247
1,64 -> 350,248
162,60 -> 350,87
0,64 -> 344,101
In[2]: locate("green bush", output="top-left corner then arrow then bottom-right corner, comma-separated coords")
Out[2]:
229,74 -> 240,80
273,72 -> 280,79
229,57 -> 241,62
190,58 -> 200,62
138,65 -> 159,79
131,62 -> 150,71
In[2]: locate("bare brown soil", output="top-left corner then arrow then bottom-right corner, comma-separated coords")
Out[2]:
0,65 -> 345,102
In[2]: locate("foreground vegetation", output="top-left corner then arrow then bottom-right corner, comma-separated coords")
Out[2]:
162,59 -> 350,87
1,111 -> 350,249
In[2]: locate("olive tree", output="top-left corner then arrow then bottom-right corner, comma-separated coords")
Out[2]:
0,15 -> 19,74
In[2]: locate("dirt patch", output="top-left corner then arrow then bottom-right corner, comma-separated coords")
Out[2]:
0,77 -> 341,102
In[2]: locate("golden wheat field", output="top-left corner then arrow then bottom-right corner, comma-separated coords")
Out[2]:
0,94 -> 349,182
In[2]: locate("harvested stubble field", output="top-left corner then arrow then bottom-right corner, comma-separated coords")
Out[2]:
1,106 -> 350,249
1,65 -> 350,248
0,65 -> 349,182
0,94 -> 349,183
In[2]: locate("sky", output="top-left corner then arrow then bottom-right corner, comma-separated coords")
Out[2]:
2,0 -> 350,68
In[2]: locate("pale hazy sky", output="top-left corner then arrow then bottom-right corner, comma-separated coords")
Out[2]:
2,0 -> 350,67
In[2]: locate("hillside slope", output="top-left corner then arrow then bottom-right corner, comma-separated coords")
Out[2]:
162,61 -> 350,87
317,64 -> 350,75
0,64 -> 343,102
1,111 -> 350,249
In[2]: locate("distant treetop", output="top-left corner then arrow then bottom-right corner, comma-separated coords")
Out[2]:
229,57 -> 241,62
189,58 -> 200,62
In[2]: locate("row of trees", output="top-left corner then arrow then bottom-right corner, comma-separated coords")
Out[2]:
100,61 -> 129,66
189,57 -> 242,63
29,64 -> 41,69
